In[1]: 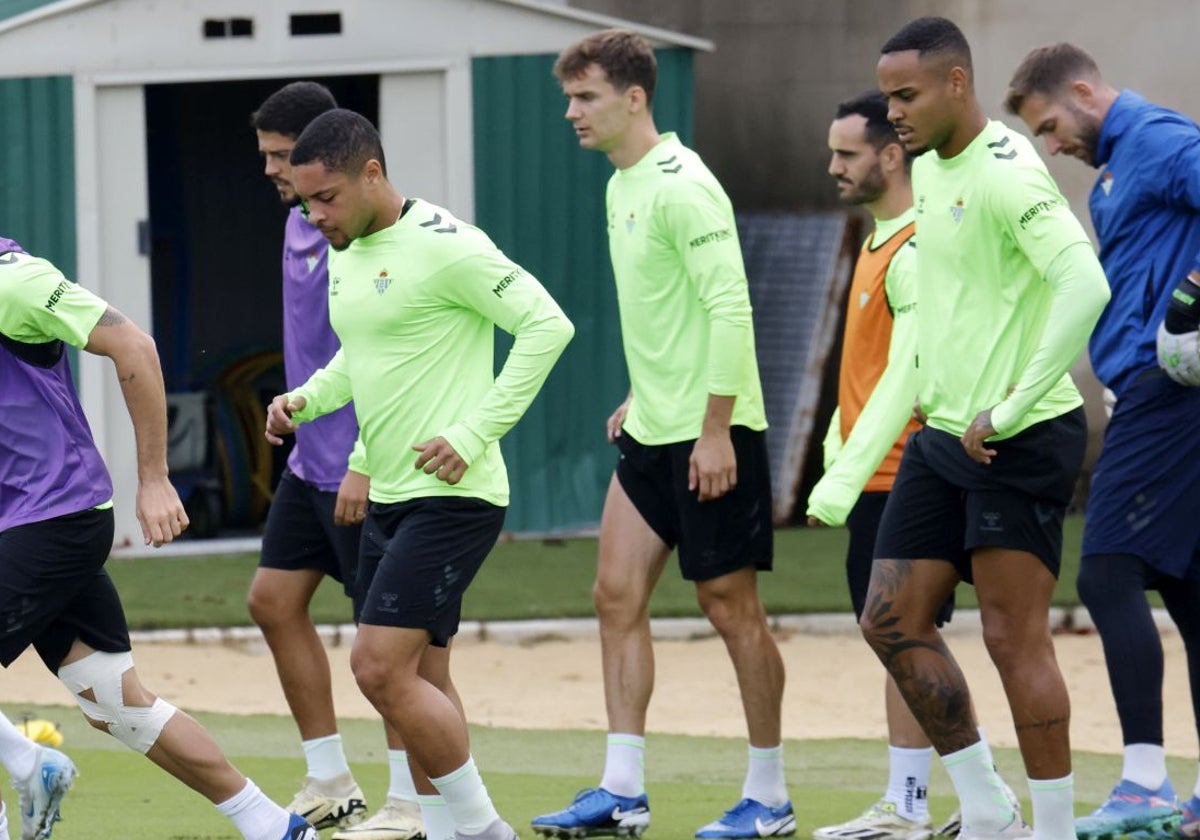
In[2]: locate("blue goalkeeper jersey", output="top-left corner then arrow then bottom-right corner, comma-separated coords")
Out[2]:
1089,89 -> 1200,396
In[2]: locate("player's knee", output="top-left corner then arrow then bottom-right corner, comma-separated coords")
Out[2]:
858,603 -> 916,658
246,588 -> 270,626
859,610 -> 886,651
696,568 -> 761,628
246,581 -> 295,628
979,617 -> 1018,666
592,578 -> 642,625
979,607 -> 1046,670
698,591 -> 761,637
57,651 -> 177,754
350,649 -> 395,702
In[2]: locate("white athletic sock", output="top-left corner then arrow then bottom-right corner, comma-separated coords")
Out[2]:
885,745 -> 933,820
302,733 -> 351,781
742,744 -> 788,808
388,749 -> 420,802
430,756 -> 499,835
599,733 -> 646,798
1029,774 -> 1074,840
420,793 -> 457,840
216,778 -> 290,840
1122,743 -> 1168,791
0,800 -> 10,840
978,727 -> 995,767
0,710 -> 38,782
942,740 -> 1014,833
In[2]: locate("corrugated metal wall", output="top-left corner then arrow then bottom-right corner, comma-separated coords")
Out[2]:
472,49 -> 694,534
0,75 -> 75,276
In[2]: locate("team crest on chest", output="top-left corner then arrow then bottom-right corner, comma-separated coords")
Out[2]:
374,269 -> 392,295
859,292 -> 871,309
950,198 -> 965,224
625,211 -> 636,233
1100,169 -> 1114,196
305,251 -> 319,273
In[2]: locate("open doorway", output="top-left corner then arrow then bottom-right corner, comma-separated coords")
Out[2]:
145,75 -> 378,536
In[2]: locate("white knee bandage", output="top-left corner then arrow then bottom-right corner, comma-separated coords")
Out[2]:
57,651 -> 176,754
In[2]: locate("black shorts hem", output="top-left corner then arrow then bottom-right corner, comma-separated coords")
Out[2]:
614,426 -> 774,582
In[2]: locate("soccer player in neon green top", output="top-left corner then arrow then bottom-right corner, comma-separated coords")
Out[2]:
531,29 -> 793,840
265,109 -> 574,840
867,17 -> 1111,840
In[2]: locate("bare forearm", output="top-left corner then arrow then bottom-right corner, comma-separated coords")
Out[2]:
85,310 -> 170,481
702,393 -> 736,437
115,333 -> 170,480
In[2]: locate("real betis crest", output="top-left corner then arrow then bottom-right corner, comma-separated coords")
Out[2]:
950,198 -> 965,224
374,269 -> 392,295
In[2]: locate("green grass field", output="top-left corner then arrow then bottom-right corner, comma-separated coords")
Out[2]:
4,699 -> 1179,840
106,516 -> 1096,630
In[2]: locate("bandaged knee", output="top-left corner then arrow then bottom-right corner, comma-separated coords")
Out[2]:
57,651 -> 176,753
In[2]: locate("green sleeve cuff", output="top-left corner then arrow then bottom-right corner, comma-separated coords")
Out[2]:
348,437 -> 369,476
805,474 -> 858,527
440,422 -> 487,466
287,390 -> 317,424
821,408 -> 843,471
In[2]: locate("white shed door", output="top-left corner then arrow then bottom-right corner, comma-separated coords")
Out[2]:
82,84 -> 152,549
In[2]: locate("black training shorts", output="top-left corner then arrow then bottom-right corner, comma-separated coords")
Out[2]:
0,507 -> 130,670
356,496 -> 505,646
615,425 -> 774,582
874,407 -> 1086,582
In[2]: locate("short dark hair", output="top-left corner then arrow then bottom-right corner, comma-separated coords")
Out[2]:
290,108 -> 387,177
1005,43 -> 1101,115
836,90 -> 900,150
881,16 -> 972,74
554,28 -> 657,106
250,81 -> 337,138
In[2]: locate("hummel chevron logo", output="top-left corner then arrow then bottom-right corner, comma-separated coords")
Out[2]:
656,155 -> 683,174
419,213 -> 458,233
987,136 -> 1017,159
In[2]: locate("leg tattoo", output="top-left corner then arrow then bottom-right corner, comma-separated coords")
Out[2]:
863,560 -> 978,753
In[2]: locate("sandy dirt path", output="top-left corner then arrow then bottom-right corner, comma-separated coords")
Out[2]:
3,623 -> 1195,756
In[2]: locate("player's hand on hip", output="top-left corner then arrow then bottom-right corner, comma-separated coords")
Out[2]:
413,437 -> 468,485
1156,322 -> 1200,386
136,475 -> 190,547
961,408 -> 998,465
688,432 -> 737,502
265,394 -> 305,445
334,470 -> 370,526
606,395 -> 632,443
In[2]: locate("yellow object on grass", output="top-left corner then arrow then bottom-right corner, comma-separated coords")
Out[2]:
17,718 -> 63,747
